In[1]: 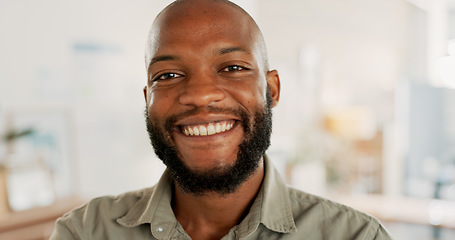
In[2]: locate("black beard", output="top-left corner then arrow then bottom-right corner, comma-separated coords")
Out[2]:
145,90 -> 273,196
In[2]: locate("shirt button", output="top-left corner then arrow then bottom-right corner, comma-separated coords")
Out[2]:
156,227 -> 164,232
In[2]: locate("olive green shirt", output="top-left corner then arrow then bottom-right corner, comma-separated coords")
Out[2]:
51,157 -> 392,239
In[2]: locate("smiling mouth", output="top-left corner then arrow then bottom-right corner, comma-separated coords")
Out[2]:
178,120 -> 237,136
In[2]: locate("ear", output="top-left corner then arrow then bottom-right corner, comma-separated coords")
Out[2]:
143,86 -> 148,103
266,70 -> 280,108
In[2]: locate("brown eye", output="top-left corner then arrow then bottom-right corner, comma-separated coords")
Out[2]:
221,65 -> 248,72
153,72 -> 183,81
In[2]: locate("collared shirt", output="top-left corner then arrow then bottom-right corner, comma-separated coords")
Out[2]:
50,156 -> 392,239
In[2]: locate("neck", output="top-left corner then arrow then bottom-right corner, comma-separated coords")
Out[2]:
172,159 -> 264,240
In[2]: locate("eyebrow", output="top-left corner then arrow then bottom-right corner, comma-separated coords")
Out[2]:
149,55 -> 179,66
217,47 -> 250,55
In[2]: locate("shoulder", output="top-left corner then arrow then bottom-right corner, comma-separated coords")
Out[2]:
51,187 -> 156,239
287,187 -> 375,221
67,187 -> 154,220
286,187 -> 391,239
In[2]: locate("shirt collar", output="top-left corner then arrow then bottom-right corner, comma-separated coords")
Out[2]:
235,155 -> 297,238
117,170 -> 179,239
116,155 -> 297,239
259,155 -> 297,233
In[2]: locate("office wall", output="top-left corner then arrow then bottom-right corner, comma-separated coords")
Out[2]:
256,0 -> 412,132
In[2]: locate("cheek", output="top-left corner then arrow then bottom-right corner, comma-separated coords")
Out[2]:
147,87 -> 161,107
231,81 -> 267,108
147,89 -> 175,117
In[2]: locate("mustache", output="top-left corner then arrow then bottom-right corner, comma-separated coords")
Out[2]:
164,106 -> 249,133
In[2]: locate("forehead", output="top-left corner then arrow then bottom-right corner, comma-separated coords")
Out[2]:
146,1 -> 258,63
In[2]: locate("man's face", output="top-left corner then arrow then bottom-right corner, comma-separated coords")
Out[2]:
143,1 -> 280,194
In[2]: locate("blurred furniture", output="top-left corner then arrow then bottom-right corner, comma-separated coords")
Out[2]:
0,197 -> 83,240
0,166 -> 10,215
323,107 -> 383,194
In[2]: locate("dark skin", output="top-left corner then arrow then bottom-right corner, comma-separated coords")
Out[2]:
143,0 -> 280,239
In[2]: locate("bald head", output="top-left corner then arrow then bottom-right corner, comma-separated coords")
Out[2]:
145,0 -> 269,73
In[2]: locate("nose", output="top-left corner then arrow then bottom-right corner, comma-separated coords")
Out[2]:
178,73 -> 226,107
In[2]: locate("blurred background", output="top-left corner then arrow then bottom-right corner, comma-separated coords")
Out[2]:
0,0 -> 454,239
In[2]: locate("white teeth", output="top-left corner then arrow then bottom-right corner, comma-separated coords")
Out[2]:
207,124 -> 216,135
181,121 -> 235,136
199,126 -> 207,136
193,127 -> 200,136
